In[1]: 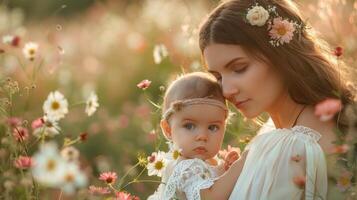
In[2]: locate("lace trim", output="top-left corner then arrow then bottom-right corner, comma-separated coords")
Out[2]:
291,125 -> 322,141
163,159 -> 218,200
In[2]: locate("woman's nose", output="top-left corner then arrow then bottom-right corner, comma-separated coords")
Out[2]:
222,76 -> 239,99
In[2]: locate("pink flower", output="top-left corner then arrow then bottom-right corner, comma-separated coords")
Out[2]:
269,17 -> 296,45
11,36 -> 21,47
79,132 -> 88,141
336,171 -> 352,191
334,46 -> 343,57
136,79 -> 151,90
314,98 -> 342,121
147,153 -> 156,163
115,191 -> 139,200
31,117 -> 45,130
14,156 -> 33,169
331,144 -> 349,154
293,176 -> 306,189
99,172 -> 117,184
88,185 -> 111,195
7,117 -> 22,128
12,127 -> 29,141
218,145 -> 241,160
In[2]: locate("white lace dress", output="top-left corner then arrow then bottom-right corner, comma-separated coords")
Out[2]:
147,158 -> 224,200
229,121 -> 328,200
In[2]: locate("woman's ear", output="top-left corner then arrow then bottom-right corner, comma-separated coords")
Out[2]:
160,119 -> 172,139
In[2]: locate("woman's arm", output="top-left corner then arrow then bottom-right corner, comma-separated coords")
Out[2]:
200,150 -> 248,200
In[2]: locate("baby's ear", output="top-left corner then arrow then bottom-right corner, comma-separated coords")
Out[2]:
160,119 -> 172,139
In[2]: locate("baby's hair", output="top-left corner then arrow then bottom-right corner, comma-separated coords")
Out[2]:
162,72 -> 226,116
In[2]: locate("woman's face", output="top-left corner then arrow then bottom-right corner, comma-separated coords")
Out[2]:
203,43 -> 286,118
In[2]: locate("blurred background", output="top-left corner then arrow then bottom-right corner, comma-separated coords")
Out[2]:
0,0 -> 356,199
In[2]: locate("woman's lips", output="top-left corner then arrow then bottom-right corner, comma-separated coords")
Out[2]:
194,147 -> 207,154
235,99 -> 250,108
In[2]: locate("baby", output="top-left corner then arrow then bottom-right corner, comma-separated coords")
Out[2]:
148,72 -> 244,200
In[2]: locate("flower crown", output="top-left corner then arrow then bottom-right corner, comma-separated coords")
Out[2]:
245,3 -> 305,47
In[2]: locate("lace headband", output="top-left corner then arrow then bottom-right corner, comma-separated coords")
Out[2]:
162,98 -> 228,120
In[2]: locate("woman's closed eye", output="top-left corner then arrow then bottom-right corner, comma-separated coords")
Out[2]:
208,124 -> 220,132
183,122 -> 196,130
232,64 -> 248,74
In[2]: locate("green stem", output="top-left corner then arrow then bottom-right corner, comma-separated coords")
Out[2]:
117,162 -> 140,189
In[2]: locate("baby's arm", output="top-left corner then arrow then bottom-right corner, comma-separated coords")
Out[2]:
200,150 -> 248,200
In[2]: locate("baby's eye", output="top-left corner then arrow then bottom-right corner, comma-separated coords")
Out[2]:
183,123 -> 196,130
208,124 -> 219,132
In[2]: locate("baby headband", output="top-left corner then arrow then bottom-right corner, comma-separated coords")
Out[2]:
162,98 -> 228,120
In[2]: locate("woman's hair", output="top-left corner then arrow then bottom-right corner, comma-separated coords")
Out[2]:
162,72 -> 225,114
198,0 -> 355,131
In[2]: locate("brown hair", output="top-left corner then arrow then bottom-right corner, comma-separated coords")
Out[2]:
198,0 -> 355,131
162,72 -> 225,114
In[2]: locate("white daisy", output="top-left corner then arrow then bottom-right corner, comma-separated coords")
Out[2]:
22,42 -> 39,61
32,115 -> 61,138
85,92 -> 99,116
147,151 -> 167,177
2,35 -> 14,44
165,141 -> 182,161
31,142 -> 66,187
43,91 -> 68,121
60,162 -> 87,194
61,146 -> 80,163
153,44 -> 168,64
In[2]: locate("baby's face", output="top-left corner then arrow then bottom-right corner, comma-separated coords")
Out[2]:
168,104 -> 226,160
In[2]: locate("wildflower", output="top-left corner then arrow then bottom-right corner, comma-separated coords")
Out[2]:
166,142 -> 182,161
293,175 -> 306,189
147,151 -> 167,177
32,115 -> 60,137
7,117 -> 22,128
43,91 -> 68,121
2,35 -> 20,46
219,145 -> 241,160
153,44 -> 168,64
246,5 -> 270,26
22,42 -> 39,61
331,144 -> 349,154
31,117 -> 45,130
85,92 -> 99,116
60,146 -> 80,162
336,171 -> 352,192
88,185 -> 111,195
115,191 -> 136,200
32,142 -> 66,187
137,79 -> 152,90
60,163 -> 88,194
14,156 -> 33,169
334,46 -> 343,57
99,172 -> 117,185
12,127 -> 29,141
79,132 -> 88,141
314,98 -> 342,122
269,17 -> 296,46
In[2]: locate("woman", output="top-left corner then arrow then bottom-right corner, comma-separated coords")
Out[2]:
198,0 -> 355,199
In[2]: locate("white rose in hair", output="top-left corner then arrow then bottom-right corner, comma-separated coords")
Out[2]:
246,6 -> 270,26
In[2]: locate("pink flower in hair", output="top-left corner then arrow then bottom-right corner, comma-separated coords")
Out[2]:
269,17 -> 296,46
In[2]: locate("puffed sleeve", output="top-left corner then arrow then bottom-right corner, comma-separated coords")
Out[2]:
291,127 -> 328,200
163,159 -> 218,200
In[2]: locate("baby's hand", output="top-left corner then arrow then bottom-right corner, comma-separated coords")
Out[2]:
224,151 -> 240,170
219,145 -> 241,171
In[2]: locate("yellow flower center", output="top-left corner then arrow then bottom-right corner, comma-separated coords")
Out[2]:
173,150 -> 180,160
65,173 -> 75,183
51,101 -> 60,110
339,177 -> 351,186
277,26 -> 287,36
46,159 -> 56,171
155,161 -> 164,170
29,49 -> 35,55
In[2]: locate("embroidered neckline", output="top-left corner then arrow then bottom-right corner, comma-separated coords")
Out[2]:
278,125 -> 322,141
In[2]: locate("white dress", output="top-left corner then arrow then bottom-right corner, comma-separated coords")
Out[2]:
147,158 -> 224,200
229,121 -> 328,200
